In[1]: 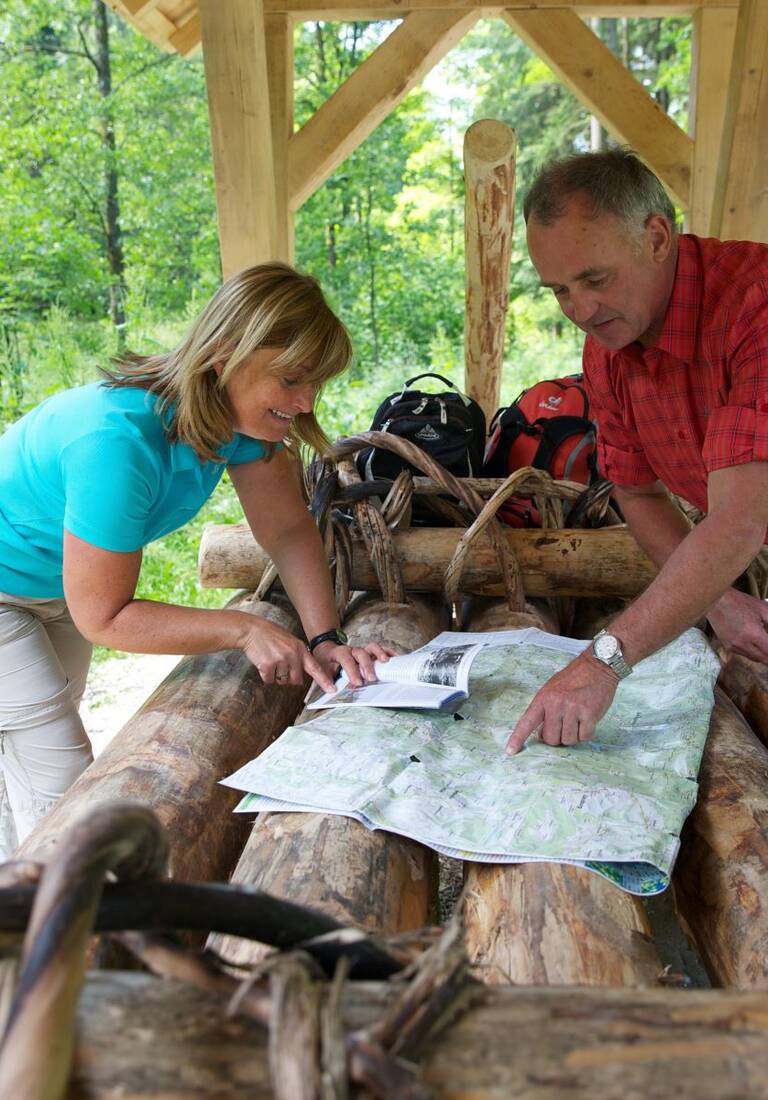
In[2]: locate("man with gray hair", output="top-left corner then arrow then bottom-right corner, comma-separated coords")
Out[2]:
507,148 -> 768,755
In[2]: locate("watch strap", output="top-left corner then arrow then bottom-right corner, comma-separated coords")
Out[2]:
308,628 -> 349,653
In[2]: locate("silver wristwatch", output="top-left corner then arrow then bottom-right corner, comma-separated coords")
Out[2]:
591,629 -> 633,680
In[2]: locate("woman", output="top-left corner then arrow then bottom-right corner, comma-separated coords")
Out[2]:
0,262 -> 388,858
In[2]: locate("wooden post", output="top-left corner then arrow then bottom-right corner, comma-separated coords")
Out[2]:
687,7 -> 738,235
461,599 -> 663,987
266,13 -> 295,264
198,0 -> 277,277
18,598 -> 306,887
198,522 -> 657,599
717,652 -> 768,750
208,596 -> 445,968
710,0 -> 768,241
675,689 -> 768,988
463,119 -> 516,425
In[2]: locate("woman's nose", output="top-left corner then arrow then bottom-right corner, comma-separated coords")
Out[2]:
295,385 -> 315,414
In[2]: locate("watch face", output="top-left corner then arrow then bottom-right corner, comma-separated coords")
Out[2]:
594,633 -> 620,661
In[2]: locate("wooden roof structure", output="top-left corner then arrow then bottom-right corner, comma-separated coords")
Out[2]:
103,0 -> 767,280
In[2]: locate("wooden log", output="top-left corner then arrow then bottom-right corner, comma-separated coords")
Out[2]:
69,971 -> 768,1099
463,119 -> 516,424
199,522 -> 656,598
460,595 -> 559,634
18,597 -> 306,887
717,652 -> 768,750
208,596 -> 445,967
675,688 -> 768,989
461,599 -> 663,986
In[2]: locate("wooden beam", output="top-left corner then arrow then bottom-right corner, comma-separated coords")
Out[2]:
169,12 -> 201,57
199,0 -> 277,277
463,119 -> 516,423
288,9 -> 480,210
503,9 -> 693,209
687,6 -> 737,234
711,0 -> 768,242
263,1 -> 738,17
267,14 -> 295,263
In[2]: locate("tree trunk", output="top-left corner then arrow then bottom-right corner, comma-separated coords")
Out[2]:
67,972 -> 768,1098
92,0 -> 126,338
674,689 -> 768,988
198,522 -> 656,598
207,596 -> 446,967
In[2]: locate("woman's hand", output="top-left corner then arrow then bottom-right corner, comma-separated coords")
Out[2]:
312,640 -> 397,688
240,616 -> 337,693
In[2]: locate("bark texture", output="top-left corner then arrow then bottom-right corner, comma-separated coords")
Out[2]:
67,972 -> 768,1099
19,597 -> 305,887
675,689 -> 768,988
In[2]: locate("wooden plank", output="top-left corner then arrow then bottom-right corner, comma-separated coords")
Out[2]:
711,0 -> 768,242
263,1 -> 738,16
267,14 -> 295,263
199,0 -> 277,276
100,0 -> 178,51
687,6 -> 737,234
463,119 -> 516,424
288,9 -> 479,210
503,8 -> 693,209
69,973 -> 768,1099
198,522 -> 657,598
169,12 -> 201,56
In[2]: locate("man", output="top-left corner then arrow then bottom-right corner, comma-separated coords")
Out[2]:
507,148 -> 768,754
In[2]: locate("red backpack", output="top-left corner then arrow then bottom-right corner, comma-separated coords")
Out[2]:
482,375 -> 598,526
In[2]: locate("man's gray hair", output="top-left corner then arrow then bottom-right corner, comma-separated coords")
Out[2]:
523,148 -> 676,231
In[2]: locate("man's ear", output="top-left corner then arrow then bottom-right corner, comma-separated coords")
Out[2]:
645,214 -> 674,263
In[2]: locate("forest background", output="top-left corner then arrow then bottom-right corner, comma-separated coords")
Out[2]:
0,1 -> 690,650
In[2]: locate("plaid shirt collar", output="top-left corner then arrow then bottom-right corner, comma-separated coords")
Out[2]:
622,236 -> 698,373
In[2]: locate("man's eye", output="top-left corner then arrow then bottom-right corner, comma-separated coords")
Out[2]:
586,278 -> 606,288
552,287 -> 567,298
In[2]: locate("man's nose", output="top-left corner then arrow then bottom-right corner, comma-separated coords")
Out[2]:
569,290 -> 600,326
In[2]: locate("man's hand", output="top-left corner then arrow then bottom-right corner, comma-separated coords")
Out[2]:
708,587 -> 768,663
506,651 -> 620,755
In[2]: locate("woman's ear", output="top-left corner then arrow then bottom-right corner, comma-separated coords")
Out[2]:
212,362 -> 224,379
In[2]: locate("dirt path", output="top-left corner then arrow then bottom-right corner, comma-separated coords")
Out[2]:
81,653 -> 181,756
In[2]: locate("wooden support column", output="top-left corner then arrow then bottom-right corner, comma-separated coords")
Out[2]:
288,9 -> 479,210
711,0 -> 768,242
503,8 -> 693,210
266,13 -> 295,263
463,119 -> 516,424
688,7 -> 737,235
199,0 -> 277,277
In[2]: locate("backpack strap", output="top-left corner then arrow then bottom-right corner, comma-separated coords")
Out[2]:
402,373 -> 473,407
531,416 -> 595,473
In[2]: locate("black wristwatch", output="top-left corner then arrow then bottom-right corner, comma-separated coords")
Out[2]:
308,628 -> 349,653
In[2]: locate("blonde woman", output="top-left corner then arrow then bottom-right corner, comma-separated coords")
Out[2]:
0,263 -> 389,857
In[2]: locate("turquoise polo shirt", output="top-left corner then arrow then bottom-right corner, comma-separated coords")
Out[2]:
0,382 -> 271,598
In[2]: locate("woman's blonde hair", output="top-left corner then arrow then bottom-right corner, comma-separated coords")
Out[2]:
103,263 -> 352,462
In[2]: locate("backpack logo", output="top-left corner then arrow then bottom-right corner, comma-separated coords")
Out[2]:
539,395 -> 563,410
415,424 -> 440,441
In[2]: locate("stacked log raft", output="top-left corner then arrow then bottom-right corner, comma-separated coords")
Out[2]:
18,595 -> 307,885
208,595 -> 445,968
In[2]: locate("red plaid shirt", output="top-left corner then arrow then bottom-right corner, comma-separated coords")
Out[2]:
583,234 -> 768,522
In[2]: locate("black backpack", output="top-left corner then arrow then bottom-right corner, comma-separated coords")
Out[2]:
356,373 -> 487,485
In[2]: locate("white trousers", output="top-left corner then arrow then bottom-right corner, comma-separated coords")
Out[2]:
0,592 -> 93,859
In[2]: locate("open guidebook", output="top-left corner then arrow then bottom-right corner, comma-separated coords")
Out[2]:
307,628 -> 589,711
